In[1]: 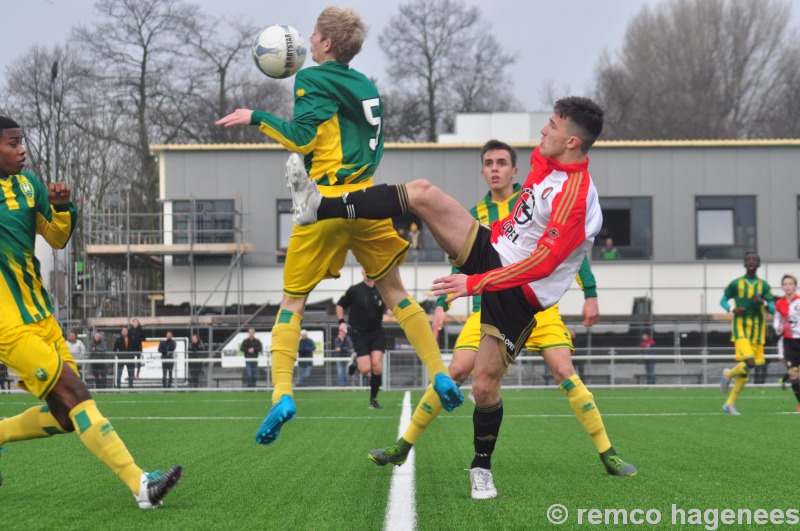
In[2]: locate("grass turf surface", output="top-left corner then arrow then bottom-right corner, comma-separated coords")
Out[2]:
0,387 -> 797,529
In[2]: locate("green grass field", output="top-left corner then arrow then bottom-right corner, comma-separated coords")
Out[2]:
0,387 -> 797,530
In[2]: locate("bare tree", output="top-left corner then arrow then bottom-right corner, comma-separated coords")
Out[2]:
379,0 -> 516,142
72,0 -> 200,213
596,0 -> 796,140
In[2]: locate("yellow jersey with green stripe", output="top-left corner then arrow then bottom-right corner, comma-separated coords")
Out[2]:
0,171 -> 76,332
251,61 -> 383,188
723,276 -> 773,344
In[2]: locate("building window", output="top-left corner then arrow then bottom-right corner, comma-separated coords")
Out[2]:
593,197 -> 653,260
173,199 -> 235,266
695,196 -> 756,259
392,213 -> 445,262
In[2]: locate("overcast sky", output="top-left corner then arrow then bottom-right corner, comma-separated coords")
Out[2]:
4,0 -> 800,112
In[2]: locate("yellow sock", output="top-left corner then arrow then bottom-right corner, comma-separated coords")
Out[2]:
726,375 -> 748,406
69,399 -> 142,493
270,309 -> 302,403
0,405 -> 67,445
560,375 -> 611,453
726,362 -> 750,378
393,297 -> 447,380
403,384 -> 444,444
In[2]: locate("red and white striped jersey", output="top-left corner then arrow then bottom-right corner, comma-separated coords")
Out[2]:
774,294 -> 800,339
466,147 -> 603,311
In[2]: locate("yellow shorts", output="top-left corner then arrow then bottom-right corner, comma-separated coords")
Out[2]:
283,218 -> 410,297
734,338 -> 765,365
453,305 -> 573,353
0,316 -> 78,399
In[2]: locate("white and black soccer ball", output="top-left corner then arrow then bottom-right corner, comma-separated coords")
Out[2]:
252,24 -> 307,79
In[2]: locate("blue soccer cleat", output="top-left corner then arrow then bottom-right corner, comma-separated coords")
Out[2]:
256,394 -> 297,445
433,372 -> 464,412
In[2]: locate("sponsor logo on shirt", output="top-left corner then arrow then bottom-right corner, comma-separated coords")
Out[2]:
541,186 -> 554,199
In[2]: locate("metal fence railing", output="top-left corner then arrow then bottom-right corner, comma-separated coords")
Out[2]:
0,347 -> 786,393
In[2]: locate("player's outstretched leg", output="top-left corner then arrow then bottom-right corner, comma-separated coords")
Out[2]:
135,465 -> 184,509
433,372 -> 463,412
256,394 -> 297,445
286,154 -> 321,225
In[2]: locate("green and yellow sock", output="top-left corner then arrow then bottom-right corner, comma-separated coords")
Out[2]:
269,309 -> 302,403
403,384 -> 444,445
393,297 -> 448,380
0,405 -> 67,446
561,374 -> 611,453
69,399 -> 142,493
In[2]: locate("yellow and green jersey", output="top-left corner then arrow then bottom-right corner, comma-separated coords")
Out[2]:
436,185 -> 598,313
0,171 -> 76,332
252,61 -> 383,188
722,276 -> 774,344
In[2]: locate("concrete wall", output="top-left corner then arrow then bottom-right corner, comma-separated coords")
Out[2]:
154,140 -> 800,314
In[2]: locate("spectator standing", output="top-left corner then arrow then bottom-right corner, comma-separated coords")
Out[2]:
297,330 -> 316,387
66,331 -> 87,375
240,328 -> 263,388
89,332 -> 110,389
113,327 -> 139,389
187,334 -> 205,389
333,325 -> 354,387
129,319 -> 147,381
640,332 -> 656,385
158,332 -> 177,388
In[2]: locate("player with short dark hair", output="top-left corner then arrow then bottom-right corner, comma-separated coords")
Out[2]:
367,139 -> 635,487
0,116 -> 182,507
289,97 -> 619,498
216,6 -> 462,446
719,252 -> 775,415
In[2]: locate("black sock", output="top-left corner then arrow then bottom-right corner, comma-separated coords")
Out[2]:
370,373 -> 382,401
792,379 -> 800,404
317,184 -> 409,220
471,400 -> 503,470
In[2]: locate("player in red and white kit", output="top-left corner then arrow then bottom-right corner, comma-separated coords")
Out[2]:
774,274 -> 800,410
289,96 -> 635,498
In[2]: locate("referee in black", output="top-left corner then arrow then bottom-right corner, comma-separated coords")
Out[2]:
336,270 -> 389,409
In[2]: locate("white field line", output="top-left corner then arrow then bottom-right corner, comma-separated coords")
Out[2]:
383,391 -> 417,531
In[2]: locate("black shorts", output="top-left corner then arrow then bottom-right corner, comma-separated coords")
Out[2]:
351,328 -> 386,357
784,338 -> 800,369
451,221 -> 537,364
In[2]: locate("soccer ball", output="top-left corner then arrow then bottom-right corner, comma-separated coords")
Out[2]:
252,25 -> 307,79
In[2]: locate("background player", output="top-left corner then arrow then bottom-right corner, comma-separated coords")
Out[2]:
216,6 -> 461,445
719,252 -> 774,415
367,140 -> 635,488
773,274 -> 800,410
0,116 -> 181,508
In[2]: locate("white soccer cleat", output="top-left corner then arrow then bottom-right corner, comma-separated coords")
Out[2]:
470,467 -> 498,499
285,153 -> 322,225
722,404 -> 740,416
135,465 -> 183,509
